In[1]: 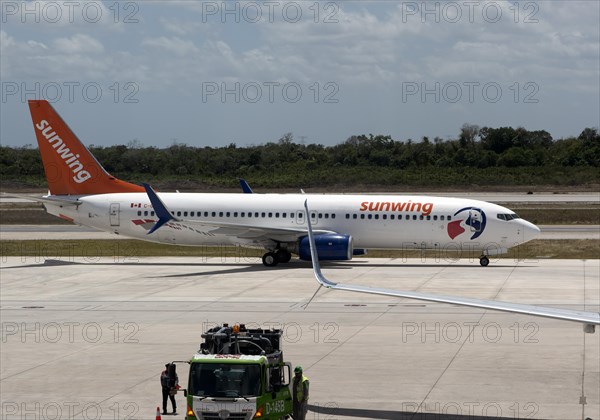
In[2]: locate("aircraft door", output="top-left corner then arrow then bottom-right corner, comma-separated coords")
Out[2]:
109,203 -> 120,226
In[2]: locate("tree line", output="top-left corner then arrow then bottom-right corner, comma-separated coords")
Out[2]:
2,125 -> 599,189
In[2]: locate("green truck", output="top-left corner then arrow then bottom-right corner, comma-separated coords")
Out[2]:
179,324 -> 293,420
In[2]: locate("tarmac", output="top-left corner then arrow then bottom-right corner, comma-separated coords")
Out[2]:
0,257 -> 599,420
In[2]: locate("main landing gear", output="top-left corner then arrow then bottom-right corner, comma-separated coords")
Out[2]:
479,255 -> 490,267
262,249 -> 292,267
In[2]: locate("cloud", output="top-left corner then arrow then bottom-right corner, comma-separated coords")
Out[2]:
142,36 -> 199,57
1,31 -> 115,80
54,33 -> 104,54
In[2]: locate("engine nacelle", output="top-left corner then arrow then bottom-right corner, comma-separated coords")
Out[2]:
298,234 -> 353,261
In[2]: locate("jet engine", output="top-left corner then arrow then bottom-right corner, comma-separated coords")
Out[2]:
298,234 -> 353,261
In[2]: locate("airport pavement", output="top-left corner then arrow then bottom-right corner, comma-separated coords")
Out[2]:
1,257 -> 598,420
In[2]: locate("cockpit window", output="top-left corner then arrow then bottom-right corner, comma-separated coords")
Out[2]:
497,213 -> 521,221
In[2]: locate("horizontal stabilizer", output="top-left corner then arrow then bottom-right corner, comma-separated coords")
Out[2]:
2,192 -> 81,206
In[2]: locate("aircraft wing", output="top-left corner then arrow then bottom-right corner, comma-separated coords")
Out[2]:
142,183 -> 333,242
303,200 -> 599,329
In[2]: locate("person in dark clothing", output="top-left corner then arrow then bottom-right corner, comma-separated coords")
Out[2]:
161,363 -> 178,415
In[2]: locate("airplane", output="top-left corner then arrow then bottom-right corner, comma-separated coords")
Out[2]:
302,200 -> 599,331
24,99 -> 541,267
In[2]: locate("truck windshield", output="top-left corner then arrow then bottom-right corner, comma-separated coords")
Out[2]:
189,363 -> 261,398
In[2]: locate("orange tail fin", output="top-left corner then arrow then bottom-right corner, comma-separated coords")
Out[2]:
28,100 -> 145,195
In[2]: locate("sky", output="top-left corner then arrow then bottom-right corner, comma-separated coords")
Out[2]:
1,0 -> 599,148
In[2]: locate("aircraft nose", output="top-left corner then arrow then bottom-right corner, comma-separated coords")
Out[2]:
521,219 -> 541,243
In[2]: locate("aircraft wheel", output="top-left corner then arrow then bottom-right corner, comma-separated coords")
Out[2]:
480,256 -> 489,267
262,252 -> 279,267
275,249 -> 292,263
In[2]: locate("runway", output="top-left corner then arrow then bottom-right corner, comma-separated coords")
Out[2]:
1,257 -> 598,420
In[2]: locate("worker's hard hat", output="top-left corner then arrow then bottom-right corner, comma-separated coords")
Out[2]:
294,366 -> 302,373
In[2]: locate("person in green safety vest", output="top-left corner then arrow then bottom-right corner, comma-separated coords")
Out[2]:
292,366 -> 309,420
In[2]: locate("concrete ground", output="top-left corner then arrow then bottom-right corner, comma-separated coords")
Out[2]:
1,257 -> 598,420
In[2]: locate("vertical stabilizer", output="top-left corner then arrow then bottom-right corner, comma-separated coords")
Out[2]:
28,100 -> 144,195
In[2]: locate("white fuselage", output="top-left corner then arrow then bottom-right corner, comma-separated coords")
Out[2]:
45,193 -> 540,256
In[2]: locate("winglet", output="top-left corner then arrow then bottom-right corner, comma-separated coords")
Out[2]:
143,183 -> 177,234
304,199 -> 337,288
239,178 -> 254,194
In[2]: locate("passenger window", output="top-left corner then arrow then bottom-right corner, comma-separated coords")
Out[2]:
360,214 -> 365,219
184,211 -> 188,217
433,215 -> 437,221
383,215 -> 387,220
177,211 -> 181,217
211,212 -> 216,217
268,212 -> 272,218
151,211 -> 155,216
226,212 -> 230,217
137,211 -> 142,216
390,215 -> 395,220
374,214 -> 379,220
275,212 -> 280,218
426,215 -> 431,220
346,214 -> 350,219
332,214 -> 336,219
261,212 -> 266,218
413,215 -> 417,220
190,212 -> 195,217
353,214 -> 357,219
234,212 -> 238,217
368,214 -> 372,220
144,211 -> 148,216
